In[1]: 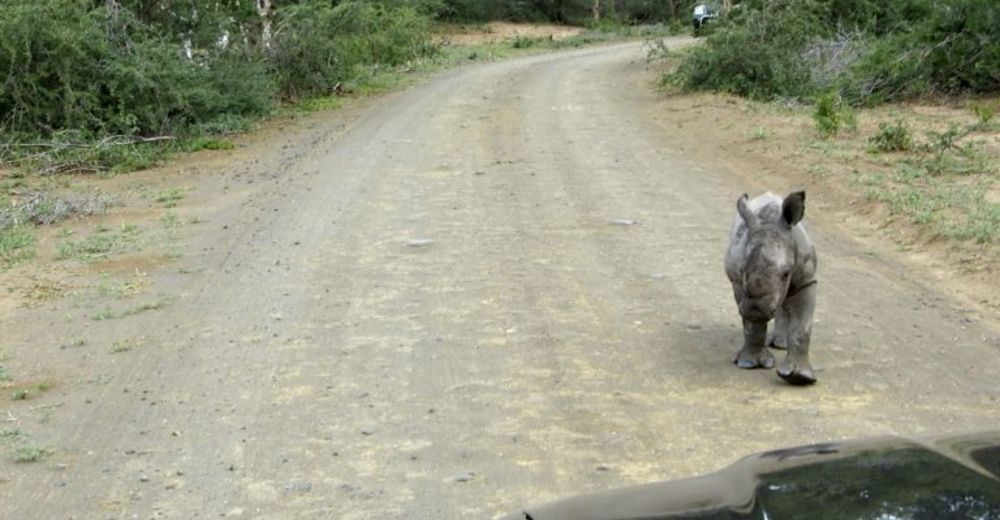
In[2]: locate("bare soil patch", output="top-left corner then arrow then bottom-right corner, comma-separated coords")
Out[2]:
435,21 -> 584,45
643,60 -> 998,315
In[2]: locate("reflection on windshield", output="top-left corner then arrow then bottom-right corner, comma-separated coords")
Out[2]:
755,446 -> 1000,519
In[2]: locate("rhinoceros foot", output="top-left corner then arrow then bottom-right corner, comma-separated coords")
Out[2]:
733,347 -> 775,369
766,333 -> 787,350
777,360 -> 817,385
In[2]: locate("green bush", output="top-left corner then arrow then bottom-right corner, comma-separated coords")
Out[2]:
672,0 -> 1000,105
867,121 -> 913,152
0,1 -> 275,139
674,0 -> 825,100
0,0 -> 440,174
813,91 -> 855,138
272,2 -> 436,99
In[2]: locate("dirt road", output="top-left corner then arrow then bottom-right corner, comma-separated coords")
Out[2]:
2,40 -> 999,519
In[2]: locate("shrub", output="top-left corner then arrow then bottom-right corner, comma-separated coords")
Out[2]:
867,121 -> 913,152
272,2 -> 437,99
672,0 -> 1000,105
813,91 -> 855,138
0,1 -> 276,140
0,0 -> 441,174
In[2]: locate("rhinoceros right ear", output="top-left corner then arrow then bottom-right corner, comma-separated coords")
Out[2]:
782,191 -> 806,228
736,194 -> 758,228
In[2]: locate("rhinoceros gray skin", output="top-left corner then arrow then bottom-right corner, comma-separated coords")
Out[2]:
724,191 -> 818,385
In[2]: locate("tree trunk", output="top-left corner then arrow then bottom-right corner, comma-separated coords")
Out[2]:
256,0 -> 272,50
593,0 -> 601,22
667,0 -> 677,21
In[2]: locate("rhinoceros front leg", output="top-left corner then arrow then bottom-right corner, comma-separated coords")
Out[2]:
776,282 -> 817,385
733,319 -> 773,369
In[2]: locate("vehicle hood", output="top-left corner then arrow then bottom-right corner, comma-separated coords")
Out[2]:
501,431 -> 1000,520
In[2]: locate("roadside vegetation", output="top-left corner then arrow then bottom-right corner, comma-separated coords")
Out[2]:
1,0 -> 685,270
665,0 -> 999,249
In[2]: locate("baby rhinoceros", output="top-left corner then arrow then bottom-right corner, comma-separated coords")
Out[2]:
725,191 -> 818,385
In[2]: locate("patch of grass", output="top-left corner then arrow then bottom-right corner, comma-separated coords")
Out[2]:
0,365 -> 10,383
751,127 -> 769,141
56,223 -> 142,262
295,96 -> 346,113
111,339 -> 137,354
10,379 -> 59,400
121,298 -> 172,317
350,68 -> 412,96
155,188 -> 185,208
92,307 -> 116,321
814,91 -> 856,138
511,35 -> 542,48
867,121 -> 913,153
96,272 -> 147,299
160,211 -> 181,229
0,192 -> 113,228
806,163 -> 829,178
866,164 -> 997,244
0,225 -> 36,268
93,296 -> 173,321
0,427 -> 48,463
0,428 -> 26,443
973,103 -> 996,129
13,443 -> 49,463
942,190 -> 1000,244
183,137 -> 235,152
63,337 -> 86,349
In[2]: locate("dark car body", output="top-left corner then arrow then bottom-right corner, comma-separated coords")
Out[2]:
501,431 -> 1000,520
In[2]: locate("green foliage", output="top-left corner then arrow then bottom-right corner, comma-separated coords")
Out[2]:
56,224 -> 141,262
674,0 -> 825,100
672,0 -> 1000,105
0,225 -> 35,268
813,91 -> 855,138
867,121 -> 913,152
973,103 -> 996,128
13,444 -> 49,463
272,2 -> 437,99
0,1 -> 275,139
0,0 -> 437,173
437,0 -> 688,24
184,137 -> 235,152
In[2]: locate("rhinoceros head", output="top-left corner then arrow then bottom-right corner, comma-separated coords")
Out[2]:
735,191 -> 805,322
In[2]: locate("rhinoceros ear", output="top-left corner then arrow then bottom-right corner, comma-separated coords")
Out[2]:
736,194 -> 759,229
782,191 -> 806,228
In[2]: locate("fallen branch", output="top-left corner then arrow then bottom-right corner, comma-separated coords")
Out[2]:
2,135 -> 175,149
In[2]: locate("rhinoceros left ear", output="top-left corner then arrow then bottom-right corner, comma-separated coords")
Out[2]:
782,191 -> 806,228
736,194 -> 759,229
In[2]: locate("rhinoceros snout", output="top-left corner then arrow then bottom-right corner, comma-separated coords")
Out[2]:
739,300 -> 775,322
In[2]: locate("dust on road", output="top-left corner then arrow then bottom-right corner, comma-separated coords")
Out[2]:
1,40 -> 998,519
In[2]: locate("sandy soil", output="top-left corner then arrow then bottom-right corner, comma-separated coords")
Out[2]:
436,22 -> 584,45
641,81 -> 999,318
1,40 -> 998,519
